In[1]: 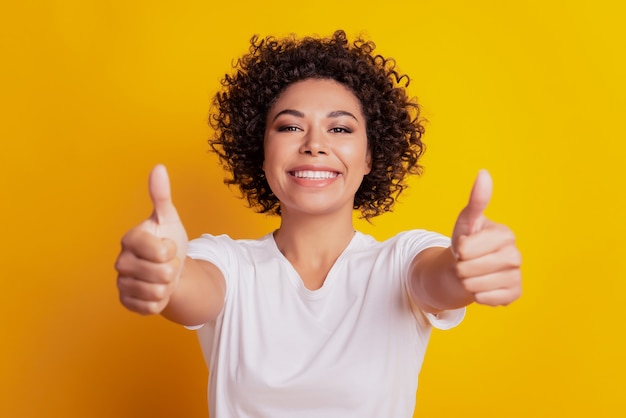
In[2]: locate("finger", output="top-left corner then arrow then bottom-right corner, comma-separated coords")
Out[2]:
473,287 -> 523,307
149,164 -> 180,225
464,169 -> 493,234
455,244 -> 522,278
455,222 -> 517,260
119,293 -> 169,316
115,251 -> 181,284
117,275 -> 175,301
460,268 -> 522,295
120,227 -> 177,262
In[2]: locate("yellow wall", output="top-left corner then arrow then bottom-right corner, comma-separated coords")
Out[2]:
2,1 -> 624,417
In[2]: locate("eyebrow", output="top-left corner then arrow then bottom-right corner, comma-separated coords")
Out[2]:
272,109 -> 359,122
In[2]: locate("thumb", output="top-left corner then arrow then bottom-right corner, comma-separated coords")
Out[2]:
460,169 -> 493,234
148,164 -> 180,225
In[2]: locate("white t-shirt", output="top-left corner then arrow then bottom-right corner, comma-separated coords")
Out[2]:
187,230 -> 465,418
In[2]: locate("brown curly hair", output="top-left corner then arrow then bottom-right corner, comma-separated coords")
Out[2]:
209,30 -> 425,219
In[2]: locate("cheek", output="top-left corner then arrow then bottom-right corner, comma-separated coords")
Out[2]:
338,142 -> 371,172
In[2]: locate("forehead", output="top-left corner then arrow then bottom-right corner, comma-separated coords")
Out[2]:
268,78 -> 364,117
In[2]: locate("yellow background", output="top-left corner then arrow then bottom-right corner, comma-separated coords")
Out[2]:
2,0 -> 624,417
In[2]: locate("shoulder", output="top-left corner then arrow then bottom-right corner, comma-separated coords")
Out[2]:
345,230 -> 450,276
392,229 -> 450,250
187,232 -> 275,261
355,230 -> 450,253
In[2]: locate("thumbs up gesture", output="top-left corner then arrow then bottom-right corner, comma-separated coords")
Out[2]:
115,165 -> 189,315
451,170 -> 522,306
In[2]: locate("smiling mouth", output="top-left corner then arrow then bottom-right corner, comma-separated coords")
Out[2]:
290,170 -> 339,180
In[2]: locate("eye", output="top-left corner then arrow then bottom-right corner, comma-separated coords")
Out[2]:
277,125 -> 301,132
329,127 -> 352,134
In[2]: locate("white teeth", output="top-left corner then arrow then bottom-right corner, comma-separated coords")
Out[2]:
292,170 -> 338,179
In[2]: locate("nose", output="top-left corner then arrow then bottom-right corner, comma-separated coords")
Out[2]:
300,128 -> 328,156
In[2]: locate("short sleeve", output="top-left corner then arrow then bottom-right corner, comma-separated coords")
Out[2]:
187,234 -> 233,280
396,229 -> 465,331
183,234 -> 235,330
425,308 -> 466,330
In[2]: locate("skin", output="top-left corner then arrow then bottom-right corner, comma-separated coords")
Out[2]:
115,78 -> 522,327
262,79 -> 372,290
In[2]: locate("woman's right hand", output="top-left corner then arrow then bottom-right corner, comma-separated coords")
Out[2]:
115,165 -> 189,315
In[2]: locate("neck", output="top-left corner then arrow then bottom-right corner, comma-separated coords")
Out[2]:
273,209 -> 357,290
274,208 -> 356,262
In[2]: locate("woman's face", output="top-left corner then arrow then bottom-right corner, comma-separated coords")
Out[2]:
263,78 -> 372,218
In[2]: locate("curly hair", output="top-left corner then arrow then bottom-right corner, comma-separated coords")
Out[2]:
209,30 -> 426,219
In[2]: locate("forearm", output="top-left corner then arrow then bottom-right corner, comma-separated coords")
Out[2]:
161,257 -> 226,327
408,246 -> 473,314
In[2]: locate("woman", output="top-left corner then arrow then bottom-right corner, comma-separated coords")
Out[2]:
115,30 -> 522,417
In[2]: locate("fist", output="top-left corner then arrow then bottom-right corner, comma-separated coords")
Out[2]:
451,170 -> 522,306
115,165 -> 189,315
